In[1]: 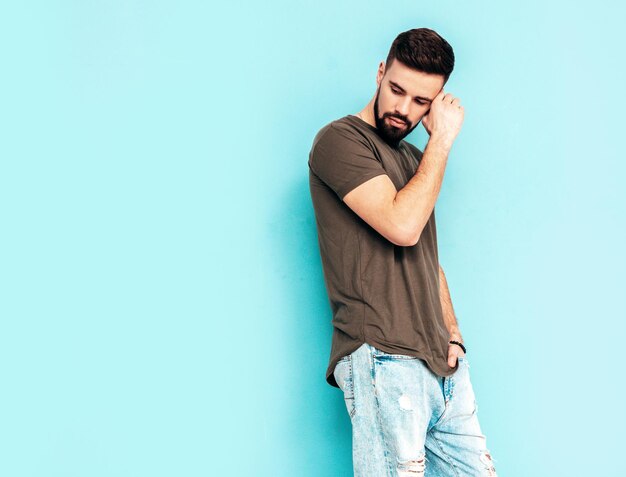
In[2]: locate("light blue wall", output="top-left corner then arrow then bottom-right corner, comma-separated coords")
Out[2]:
1,1 -> 624,476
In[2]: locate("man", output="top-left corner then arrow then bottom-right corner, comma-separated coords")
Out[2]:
308,28 -> 498,476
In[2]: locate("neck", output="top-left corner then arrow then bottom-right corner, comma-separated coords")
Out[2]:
356,100 -> 377,129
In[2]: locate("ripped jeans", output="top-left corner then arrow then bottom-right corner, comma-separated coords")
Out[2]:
333,342 -> 498,477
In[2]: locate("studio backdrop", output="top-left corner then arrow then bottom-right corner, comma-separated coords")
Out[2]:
1,1 -> 624,476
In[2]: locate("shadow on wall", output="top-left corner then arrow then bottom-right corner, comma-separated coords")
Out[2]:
265,172 -> 354,475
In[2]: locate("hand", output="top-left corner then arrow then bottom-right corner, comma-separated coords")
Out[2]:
447,341 -> 466,367
421,89 -> 464,146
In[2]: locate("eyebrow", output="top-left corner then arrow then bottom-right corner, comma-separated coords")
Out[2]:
389,80 -> 433,103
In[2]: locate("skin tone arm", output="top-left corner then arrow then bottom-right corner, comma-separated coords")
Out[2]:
439,263 -> 465,366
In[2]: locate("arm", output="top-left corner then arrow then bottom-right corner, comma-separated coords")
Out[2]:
344,137 -> 451,246
439,264 -> 465,365
343,91 -> 464,246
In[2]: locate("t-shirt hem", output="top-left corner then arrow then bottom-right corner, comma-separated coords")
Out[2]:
326,335 -> 456,388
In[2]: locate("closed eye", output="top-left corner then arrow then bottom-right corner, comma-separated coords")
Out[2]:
391,86 -> 426,105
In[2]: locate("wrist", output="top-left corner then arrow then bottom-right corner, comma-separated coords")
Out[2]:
427,133 -> 454,152
448,328 -> 462,342
449,335 -> 463,343
449,339 -> 466,354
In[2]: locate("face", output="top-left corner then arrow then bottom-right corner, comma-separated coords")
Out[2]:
373,59 -> 445,146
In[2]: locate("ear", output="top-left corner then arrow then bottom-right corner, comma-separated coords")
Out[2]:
376,61 -> 385,87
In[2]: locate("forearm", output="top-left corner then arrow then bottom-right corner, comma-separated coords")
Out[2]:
438,264 -> 463,342
391,136 -> 452,245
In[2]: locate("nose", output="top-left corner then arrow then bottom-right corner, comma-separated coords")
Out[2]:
395,96 -> 411,118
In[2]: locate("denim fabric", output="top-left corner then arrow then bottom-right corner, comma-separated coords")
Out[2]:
333,342 -> 498,477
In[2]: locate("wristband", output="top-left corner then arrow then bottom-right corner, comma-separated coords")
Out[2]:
449,340 -> 466,354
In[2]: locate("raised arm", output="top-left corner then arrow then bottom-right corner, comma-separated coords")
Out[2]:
343,90 -> 464,246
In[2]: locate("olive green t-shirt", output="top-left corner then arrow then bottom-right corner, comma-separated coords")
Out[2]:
308,114 -> 457,388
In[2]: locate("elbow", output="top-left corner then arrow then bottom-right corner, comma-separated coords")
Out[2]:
403,231 -> 421,247
394,224 -> 422,247
389,201 -> 425,247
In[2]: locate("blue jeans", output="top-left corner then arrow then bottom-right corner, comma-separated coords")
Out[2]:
333,342 -> 498,477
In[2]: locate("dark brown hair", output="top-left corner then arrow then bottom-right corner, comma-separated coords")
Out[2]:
385,28 -> 455,83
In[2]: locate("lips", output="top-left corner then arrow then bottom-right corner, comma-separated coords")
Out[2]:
387,116 -> 406,127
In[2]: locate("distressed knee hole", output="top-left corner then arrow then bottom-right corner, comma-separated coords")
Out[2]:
397,457 -> 425,475
398,394 -> 413,410
479,450 -> 497,476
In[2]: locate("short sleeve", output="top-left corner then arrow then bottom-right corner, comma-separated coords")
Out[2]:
308,124 -> 388,201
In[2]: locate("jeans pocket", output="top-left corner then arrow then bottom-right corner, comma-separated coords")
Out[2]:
334,356 -> 356,419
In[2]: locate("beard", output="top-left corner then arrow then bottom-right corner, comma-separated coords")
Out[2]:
373,87 -> 419,147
